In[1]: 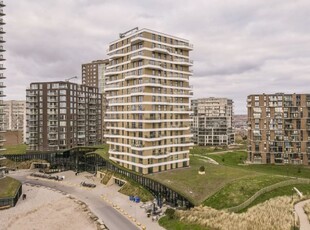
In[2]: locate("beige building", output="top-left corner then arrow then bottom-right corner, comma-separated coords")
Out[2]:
0,2 -> 5,151
105,28 -> 193,174
247,93 -> 310,165
4,100 -> 26,130
26,81 -> 102,151
3,100 -> 26,143
191,98 -> 234,146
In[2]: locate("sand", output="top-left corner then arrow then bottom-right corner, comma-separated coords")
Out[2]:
0,185 -> 97,230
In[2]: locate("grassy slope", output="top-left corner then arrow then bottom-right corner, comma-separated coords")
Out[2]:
148,156 -> 253,205
203,174 -> 289,209
240,183 -> 310,212
0,177 -> 21,198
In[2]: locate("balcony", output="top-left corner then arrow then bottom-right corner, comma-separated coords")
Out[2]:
173,58 -> 193,66
173,41 -> 193,51
0,64 -> 5,70
0,19 -> 5,26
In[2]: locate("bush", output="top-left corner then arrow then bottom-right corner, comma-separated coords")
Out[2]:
199,166 -> 205,172
165,208 -> 176,219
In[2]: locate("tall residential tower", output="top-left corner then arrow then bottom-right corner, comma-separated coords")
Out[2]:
105,28 -> 193,174
0,1 -> 5,151
247,93 -> 310,165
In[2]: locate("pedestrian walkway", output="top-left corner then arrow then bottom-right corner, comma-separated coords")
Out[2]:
294,199 -> 310,230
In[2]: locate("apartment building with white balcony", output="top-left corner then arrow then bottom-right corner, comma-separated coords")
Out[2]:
26,81 -> 102,151
0,1 -> 5,151
105,28 -> 193,174
191,98 -> 234,146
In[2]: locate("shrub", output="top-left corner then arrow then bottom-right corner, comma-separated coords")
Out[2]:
199,166 -> 205,172
165,208 -> 176,219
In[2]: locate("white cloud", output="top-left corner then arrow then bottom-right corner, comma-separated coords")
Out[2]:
3,0 -> 310,113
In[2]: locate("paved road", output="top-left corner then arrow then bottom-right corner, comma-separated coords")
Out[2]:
294,199 -> 310,230
10,171 -> 139,230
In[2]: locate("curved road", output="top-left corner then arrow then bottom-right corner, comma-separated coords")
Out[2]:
10,171 -> 139,230
294,199 -> 310,230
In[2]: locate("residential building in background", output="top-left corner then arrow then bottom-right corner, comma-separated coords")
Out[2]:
191,98 -> 234,146
82,59 -> 109,93
82,59 -> 109,143
4,100 -> 25,131
247,93 -> 310,165
105,28 -> 193,174
233,114 -> 248,138
0,1 -> 5,151
3,100 -> 26,144
26,81 -> 102,151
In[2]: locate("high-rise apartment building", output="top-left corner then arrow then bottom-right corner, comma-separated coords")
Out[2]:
105,28 -> 193,174
247,93 -> 310,165
4,100 -> 26,131
82,59 -> 109,93
26,81 -> 102,151
82,59 -> 109,143
191,98 -> 234,146
0,1 -> 5,151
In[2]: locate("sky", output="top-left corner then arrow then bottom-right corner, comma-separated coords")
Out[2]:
4,0 -> 310,114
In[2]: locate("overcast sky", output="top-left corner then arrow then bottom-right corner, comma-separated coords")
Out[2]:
4,0 -> 310,114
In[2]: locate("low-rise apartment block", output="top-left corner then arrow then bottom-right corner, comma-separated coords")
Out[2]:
191,98 -> 234,146
26,81 -> 102,151
247,93 -> 310,165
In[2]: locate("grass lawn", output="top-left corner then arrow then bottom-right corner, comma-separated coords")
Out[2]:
2,144 -> 27,155
147,156 -> 255,205
0,177 -> 21,198
207,151 -> 310,179
240,183 -> 310,212
158,216 -> 207,230
203,174 -> 290,209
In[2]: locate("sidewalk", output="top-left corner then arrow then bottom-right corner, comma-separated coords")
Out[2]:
294,199 -> 310,230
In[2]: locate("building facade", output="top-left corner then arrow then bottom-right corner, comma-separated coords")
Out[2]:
247,93 -> 310,165
105,28 -> 193,174
26,81 -> 102,151
4,100 -> 26,131
191,98 -> 234,146
0,1 -> 5,151
82,59 -> 109,143
3,100 -> 26,144
82,59 -> 109,93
